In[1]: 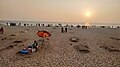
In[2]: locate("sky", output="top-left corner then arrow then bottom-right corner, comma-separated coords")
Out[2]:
0,0 -> 120,24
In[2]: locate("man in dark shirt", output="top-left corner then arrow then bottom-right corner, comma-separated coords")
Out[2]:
61,27 -> 64,33
65,27 -> 67,33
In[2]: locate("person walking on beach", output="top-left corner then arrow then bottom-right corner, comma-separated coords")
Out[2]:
0,27 -> 4,34
61,27 -> 64,33
65,27 -> 67,33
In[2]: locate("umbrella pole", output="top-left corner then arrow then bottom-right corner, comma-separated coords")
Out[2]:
41,37 -> 45,45
39,37 -> 44,49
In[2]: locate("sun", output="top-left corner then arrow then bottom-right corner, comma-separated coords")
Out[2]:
86,12 -> 91,17
85,22 -> 91,26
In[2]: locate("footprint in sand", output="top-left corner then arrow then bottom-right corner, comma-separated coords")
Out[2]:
110,37 -> 120,41
13,39 -> 28,43
99,45 -> 120,52
1,37 -> 7,41
13,41 -> 22,43
73,44 -> 90,53
0,44 -> 17,51
1,36 -> 16,41
10,34 -> 16,36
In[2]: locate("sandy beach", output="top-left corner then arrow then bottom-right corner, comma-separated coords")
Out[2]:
0,25 -> 120,67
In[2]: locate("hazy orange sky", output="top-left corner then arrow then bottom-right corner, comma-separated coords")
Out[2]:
0,0 -> 120,24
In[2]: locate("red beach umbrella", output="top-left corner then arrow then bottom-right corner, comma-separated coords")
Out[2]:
37,31 -> 51,38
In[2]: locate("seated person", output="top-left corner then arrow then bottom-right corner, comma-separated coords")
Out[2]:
32,40 -> 38,51
32,40 -> 38,47
28,40 -> 38,52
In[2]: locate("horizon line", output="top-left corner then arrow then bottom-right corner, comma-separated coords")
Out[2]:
0,20 -> 120,25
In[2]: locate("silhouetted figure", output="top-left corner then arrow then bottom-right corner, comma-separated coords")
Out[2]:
10,23 -> 16,26
6,23 -> 8,26
24,24 -> 26,26
18,23 -> 21,26
38,24 -> 40,26
117,26 -> 120,28
0,27 -> 4,34
76,25 -> 81,28
82,26 -> 87,29
65,27 -> 67,33
61,27 -> 64,33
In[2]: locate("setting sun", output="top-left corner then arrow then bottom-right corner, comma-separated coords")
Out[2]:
86,12 -> 91,17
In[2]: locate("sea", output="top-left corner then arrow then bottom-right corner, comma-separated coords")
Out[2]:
0,20 -> 120,27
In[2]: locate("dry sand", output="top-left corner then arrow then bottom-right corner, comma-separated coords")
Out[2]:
0,25 -> 120,67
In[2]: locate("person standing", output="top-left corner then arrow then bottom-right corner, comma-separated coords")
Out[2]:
61,27 -> 64,33
65,27 -> 67,33
1,27 -> 4,34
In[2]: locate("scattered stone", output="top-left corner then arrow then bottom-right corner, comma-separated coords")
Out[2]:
70,44 -> 72,45
1,37 -> 15,41
9,45 -> 14,48
110,46 -> 115,48
13,41 -> 22,43
82,45 -> 89,49
1,37 -> 7,41
99,46 -> 108,50
99,45 -> 120,52
108,49 -> 120,52
110,37 -> 120,40
1,44 -> 17,51
78,49 -> 90,53
6,46 -> 13,49
0,48 -> 4,51
70,37 -> 79,42
10,34 -> 16,36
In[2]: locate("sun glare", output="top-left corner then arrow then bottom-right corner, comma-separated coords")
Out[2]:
86,12 -> 91,17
